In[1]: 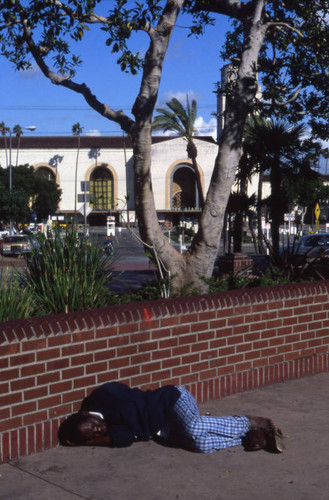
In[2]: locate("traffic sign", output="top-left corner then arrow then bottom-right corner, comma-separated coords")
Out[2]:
315,203 -> 320,220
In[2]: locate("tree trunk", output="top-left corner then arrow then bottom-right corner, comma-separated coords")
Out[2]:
133,2 -> 267,293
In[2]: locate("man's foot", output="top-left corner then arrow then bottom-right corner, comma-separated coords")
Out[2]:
244,417 -> 284,453
247,415 -> 275,432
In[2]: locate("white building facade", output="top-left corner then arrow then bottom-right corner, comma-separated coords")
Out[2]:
0,133 -> 262,228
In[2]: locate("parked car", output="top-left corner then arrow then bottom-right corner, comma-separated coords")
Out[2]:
293,233 -> 329,257
1,235 -> 39,256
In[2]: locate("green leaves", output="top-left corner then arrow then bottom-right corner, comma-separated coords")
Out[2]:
20,228 -> 114,315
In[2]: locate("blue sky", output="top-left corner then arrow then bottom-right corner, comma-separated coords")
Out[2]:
0,8 -> 231,138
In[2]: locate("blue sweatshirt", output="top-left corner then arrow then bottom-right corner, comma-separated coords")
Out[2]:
80,382 -> 180,447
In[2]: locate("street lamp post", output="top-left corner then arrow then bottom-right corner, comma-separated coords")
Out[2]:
9,125 -> 36,235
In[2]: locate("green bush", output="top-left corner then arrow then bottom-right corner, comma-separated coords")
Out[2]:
0,269 -> 35,321
19,229 -> 114,315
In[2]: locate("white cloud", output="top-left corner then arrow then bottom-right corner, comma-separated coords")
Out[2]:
157,90 -> 201,107
194,116 -> 217,138
85,129 -> 101,136
18,63 -> 41,79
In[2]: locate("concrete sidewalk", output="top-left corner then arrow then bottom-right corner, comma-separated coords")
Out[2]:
1,372 -> 329,500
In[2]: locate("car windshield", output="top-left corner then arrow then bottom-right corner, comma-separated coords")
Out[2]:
3,236 -> 28,243
301,235 -> 329,247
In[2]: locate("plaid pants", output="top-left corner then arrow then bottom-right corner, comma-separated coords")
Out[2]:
165,386 -> 249,454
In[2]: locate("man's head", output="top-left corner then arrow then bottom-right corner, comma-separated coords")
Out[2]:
58,412 -> 107,446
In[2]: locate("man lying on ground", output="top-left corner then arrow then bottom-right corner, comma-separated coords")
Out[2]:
58,382 -> 284,454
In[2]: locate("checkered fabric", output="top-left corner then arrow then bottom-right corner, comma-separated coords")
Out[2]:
167,386 -> 249,454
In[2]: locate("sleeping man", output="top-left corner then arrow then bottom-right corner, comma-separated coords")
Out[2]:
58,381 -> 284,454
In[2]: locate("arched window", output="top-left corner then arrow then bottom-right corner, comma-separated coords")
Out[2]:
90,166 -> 113,210
172,165 -> 198,209
35,167 -> 56,182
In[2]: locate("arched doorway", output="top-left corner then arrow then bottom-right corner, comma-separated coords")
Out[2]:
35,166 -> 56,182
171,165 -> 198,209
90,165 -> 114,210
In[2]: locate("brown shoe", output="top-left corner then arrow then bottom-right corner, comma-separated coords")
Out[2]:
242,428 -> 267,451
243,428 -> 284,453
265,428 -> 284,453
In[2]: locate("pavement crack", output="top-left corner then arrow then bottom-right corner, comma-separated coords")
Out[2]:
8,463 -> 92,500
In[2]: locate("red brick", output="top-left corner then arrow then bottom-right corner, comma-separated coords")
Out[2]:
37,371 -> 61,385
0,343 -> 21,356
181,353 -> 200,365
152,348 -> 171,360
0,416 -> 22,432
86,361 -> 108,374
62,388 -> 85,403
23,410 -> 47,426
120,365 -> 141,377
130,353 -> 151,365
11,377 -> 36,391
0,406 -> 10,420
235,361 -> 252,372
227,316 -> 245,327
47,358 -> 70,371
180,373 -> 199,384
10,353 -> 35,367
70,354 -> 93,366
233,325 -> 250,335
130,374 -> 152,386
172,345 -> 190,357
21,363 -> 46,377
38,395 -> 62,410
0,392 -> 22,408
162,357 -> 179,369
43,421 -> 51,451
132,331 -> 151,342
47,333 -> 72,347
24,386 -> 48,401
27,425 -> 35,455
244,350 -> 261,360
11,400 -> 37,417
138,341 -> 158,353
209,319 -> 226,329
199,311 -> 216,321
191,321 -> 209,332
97,371 -> 119,384
22,339 -> 47,352
49,381 -> 72,394
227,335 -> 244,345
209,357 -> 227,368
10,430 -> 18,460
74,376 -> 96,388
178,334 -> 197,345
152,370 -> 172,382
117,345 -> 138,357
191,341 -> 209,352
141,361 -> 161,373
61,344 -> 84,356
108,336 -> 130,347
227,354 -> 244,364
160,316 -> 179,327
209,338 -> 227,349
180,313 -> 198,324
109,357 -> 129,369
159,338 -> 178,349
19,427 -> 27,456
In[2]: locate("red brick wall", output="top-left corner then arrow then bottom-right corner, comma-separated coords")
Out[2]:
1,280 -> 329,463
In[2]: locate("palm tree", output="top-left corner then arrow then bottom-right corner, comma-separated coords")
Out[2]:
72,122 -> 84,225
152,96 -> 204,208
0,122 -> 9,168
242,116 -> 311,255
13,124 -> 23,166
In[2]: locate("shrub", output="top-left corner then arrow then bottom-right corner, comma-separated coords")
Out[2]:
19,229 -> 114,314
0,269 -> 35,321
